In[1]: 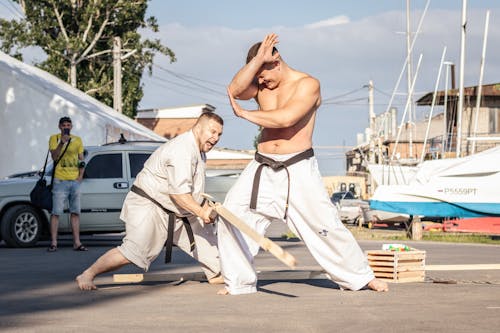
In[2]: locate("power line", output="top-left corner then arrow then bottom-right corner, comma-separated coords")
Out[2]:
149,76 -> 219,103
153,63 -> 226,96
323,97 -> 367,105
146,76 -> 238,119
150,74 -> 226,101
373,86 -> 393,97
322,86 -> 366,102
154,65 -> 225,87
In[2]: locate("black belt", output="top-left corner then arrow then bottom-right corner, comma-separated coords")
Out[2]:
130,185 -> 195,263
250,148 -> 314,219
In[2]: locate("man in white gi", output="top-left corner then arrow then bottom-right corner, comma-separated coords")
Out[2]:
76,112 -> 224,290
217,33 -> 389,295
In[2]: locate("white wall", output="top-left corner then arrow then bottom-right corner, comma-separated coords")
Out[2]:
0,51 -> 164,178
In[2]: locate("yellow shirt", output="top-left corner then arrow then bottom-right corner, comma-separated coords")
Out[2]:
49,134 -> 84,180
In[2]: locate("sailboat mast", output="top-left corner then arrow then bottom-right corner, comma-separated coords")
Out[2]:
456,0 -> 467,157
442,61 -> 453,157
406,0 -> 414,159
471,10 -> 490,154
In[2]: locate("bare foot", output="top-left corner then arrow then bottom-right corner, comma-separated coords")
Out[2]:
76,271 -> 97,291
217,287 -> 230,295
208,275 -> 224,285
367,278 -> 389,292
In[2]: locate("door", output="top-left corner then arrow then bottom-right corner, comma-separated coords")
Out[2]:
79,152 -> 128,231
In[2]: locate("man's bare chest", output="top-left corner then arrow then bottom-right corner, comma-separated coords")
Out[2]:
257,90 -> 294,110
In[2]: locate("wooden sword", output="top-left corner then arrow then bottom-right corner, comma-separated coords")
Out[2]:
202,193 -> 297,269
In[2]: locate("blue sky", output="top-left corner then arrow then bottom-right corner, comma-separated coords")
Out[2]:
140,0 -> 500,174
1,0 -> 500,174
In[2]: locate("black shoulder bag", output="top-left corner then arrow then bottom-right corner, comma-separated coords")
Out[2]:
30,139 -> 71,211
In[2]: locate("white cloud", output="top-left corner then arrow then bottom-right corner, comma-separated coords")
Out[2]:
4,5 -> 499,175
304,15 -> 350,29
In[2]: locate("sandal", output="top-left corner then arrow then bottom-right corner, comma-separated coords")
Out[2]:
73,244 -> 88,251
47,245 -> 57,252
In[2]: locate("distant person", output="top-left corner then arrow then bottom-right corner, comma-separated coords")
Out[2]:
48,116 -> 86,252
76,112 -> 224,290
217,33 -> 388,295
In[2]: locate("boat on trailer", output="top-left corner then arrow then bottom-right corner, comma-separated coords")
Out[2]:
370,146 -> 500,218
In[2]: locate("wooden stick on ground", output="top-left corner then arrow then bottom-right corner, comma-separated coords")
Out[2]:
204,194 -> 297,269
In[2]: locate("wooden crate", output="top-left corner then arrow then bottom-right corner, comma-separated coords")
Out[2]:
365,249 -> 426,283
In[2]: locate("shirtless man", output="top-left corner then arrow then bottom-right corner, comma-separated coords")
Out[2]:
217,33 -> 388,295
76,113 -> 224,290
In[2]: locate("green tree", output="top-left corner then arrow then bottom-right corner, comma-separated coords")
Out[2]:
0,0 -> 175,118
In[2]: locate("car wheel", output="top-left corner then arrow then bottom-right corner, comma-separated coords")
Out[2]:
0,205 -> 43,248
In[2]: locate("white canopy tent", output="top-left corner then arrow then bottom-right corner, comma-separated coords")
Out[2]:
0,51 -> 165,178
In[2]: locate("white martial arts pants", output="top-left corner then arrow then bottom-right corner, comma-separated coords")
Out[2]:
217,152 -> 374,295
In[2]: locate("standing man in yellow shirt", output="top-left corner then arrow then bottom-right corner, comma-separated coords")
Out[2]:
48,116 -> 85,252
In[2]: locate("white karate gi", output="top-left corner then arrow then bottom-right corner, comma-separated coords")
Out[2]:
117,131 -> 220,279
217,150 -> 374,294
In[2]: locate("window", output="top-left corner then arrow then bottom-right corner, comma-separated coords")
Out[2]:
129,153 -> 151,178
344,191 -> 355,200
331,191 -> 355,204
489,108 -> 500,134
84,154 -> 123,179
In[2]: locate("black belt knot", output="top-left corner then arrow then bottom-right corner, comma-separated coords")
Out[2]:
261,159 -> 287,170
250,148 -> 314,219
130,185 -> 195,264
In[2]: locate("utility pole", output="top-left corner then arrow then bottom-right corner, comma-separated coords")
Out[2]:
368,80 -> 376,164
368,80 -> 375,132
113,36 -> 122,114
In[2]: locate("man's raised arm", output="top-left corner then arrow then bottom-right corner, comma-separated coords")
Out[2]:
228,77 -> 320,129
229,33 -> 280,100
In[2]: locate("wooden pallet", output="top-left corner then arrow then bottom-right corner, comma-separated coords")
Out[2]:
366,249 -> 426,283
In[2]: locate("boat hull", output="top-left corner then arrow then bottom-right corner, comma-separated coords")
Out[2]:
370,146 -> 500,218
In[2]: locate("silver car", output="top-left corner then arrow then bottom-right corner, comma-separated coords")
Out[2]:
0,141 -> 237,247
330,191 -> 369,225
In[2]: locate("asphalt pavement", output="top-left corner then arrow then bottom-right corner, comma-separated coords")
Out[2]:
1,223 -> 499,333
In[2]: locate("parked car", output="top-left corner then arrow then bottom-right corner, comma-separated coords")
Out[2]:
0,141 -> 238,248
330,191 -> 369,225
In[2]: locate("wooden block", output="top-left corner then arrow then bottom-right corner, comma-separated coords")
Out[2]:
365,248 -> 426,283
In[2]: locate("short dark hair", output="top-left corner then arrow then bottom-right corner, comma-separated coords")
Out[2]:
197,112 -> 223,126
59,116 -> 72,125
246,42 -> 279,64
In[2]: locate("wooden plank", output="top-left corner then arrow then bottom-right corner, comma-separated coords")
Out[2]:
367,249 -> 425,255
373,272 -> 397,278
368,260 -> 424,268
397,271 -> 425,278
396,266 -> 425,272
426,264 -> 500,271
367,253 -> 426,261
393,261 -> 425,268
205,198 -> 297,269
371,266 -> 424,273
373,271 -> 424,277
367,260 -> 396,267
379,276 -> 425,283
368,266 -> 395,272
113,270 -> 328,284
113,272 -> 206,283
